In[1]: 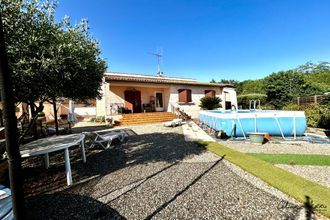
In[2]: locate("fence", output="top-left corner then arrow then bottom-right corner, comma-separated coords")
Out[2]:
293,94 -> 329,106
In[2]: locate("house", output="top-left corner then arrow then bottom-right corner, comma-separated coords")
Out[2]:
8,72 -> 237,128
96,72 -> 237,119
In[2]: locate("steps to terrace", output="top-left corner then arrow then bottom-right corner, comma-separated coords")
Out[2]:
119,112 -> 176,126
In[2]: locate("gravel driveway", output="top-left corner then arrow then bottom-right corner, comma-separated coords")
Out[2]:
25,124 -> 302,219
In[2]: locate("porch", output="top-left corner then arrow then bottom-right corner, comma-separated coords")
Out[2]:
106,83 -> 171,115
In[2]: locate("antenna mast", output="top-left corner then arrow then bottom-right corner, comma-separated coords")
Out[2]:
150,48 -> 163,76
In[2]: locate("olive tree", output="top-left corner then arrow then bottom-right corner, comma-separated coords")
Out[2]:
1,0 -> 106,138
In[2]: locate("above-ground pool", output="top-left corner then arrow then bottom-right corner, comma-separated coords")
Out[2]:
199,110 -> 307,137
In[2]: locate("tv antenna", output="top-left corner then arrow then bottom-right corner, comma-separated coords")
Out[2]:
149,48 -> 163,76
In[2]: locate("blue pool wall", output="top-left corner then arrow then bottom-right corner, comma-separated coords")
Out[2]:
199,110 -> 307,137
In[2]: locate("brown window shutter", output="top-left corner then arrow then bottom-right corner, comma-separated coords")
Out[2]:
187,89 -> 192,102
179,89 -> 191,103
204,90 -> 212,97
205,90 -> 215,97
178,89 -> 186,102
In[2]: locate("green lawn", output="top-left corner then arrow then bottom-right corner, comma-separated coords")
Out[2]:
198,141 -> 330,217
248,153 -> 330,166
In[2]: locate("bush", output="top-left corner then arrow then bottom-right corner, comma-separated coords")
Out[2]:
304,104 -> 330,128
321,94 -> 330,106
282,103 -> 302,111
237,93 -> 267,109
259,104 -> 275,110
199,96 -> 222,110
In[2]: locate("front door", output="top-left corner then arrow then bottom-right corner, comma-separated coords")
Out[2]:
124,90 -> 141,113
155,92 -> 164,111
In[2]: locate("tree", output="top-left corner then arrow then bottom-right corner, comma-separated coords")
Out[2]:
219,79 -> 240,86
42,18 -> 106,134
0,11 -> 25,218
199,96 -> 222,110
238,79 -> 265,95
264,70 -> 322,109
296,61 -> 330,73
54,18 -> 106,101
1,0 -> 106,138
296,62 -> 330,93
1,0 -> 55,112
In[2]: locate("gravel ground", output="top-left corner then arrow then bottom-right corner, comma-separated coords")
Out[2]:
276,164 -> 330,188
221,140 -> 330,155
25,123 -> 303,219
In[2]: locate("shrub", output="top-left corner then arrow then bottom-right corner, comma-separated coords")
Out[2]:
304,104 -> 330,128
237,93 -> 267,109
321,94 -> 330,106
282,103 -> 302,111
259,104 -> 275,110
199,96 -> 222,110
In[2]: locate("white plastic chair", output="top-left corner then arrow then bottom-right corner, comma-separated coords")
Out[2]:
84,131 -> 127,149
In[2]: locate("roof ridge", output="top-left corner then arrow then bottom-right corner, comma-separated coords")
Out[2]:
105,71 -> 197,82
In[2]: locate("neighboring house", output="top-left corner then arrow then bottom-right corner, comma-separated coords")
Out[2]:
96,72 -> 237,119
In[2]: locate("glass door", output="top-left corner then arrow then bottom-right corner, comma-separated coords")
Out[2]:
155,92 -> 164,111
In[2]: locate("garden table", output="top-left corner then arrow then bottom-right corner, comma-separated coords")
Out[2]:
20,133 -> 86,186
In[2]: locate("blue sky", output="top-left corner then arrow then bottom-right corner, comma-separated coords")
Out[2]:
55,0 -> 330,82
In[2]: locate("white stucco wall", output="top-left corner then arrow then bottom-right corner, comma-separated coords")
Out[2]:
221,87 -> 238,109
75,107 -> 96,116
96,80 -> 109,116
167,85 -> 222,119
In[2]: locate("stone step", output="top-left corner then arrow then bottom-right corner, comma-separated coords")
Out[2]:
119,112 -> 176,125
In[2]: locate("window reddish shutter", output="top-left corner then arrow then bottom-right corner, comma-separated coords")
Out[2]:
205,90 -> 215,97
187,89 -> 192,102
179,89 -> 191,103
178,89 -> 186,102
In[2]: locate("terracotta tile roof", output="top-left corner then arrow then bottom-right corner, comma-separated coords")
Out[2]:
104,72 -> 234,88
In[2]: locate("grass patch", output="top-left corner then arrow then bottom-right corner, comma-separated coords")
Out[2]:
248,153 -> 330,166
198,141 -> 330,217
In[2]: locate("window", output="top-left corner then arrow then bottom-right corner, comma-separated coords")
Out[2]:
178,89 -> 192,103
204,90 -> 216,97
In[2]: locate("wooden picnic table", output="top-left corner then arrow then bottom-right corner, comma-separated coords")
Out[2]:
20,133 -> 86,186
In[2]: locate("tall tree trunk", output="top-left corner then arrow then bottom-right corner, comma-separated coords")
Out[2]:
0,13 -> 25,219
0,109 -> 3,126
52,97 -> 59,135
29,101 -> 38,139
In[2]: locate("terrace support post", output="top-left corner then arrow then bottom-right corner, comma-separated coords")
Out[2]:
297,97 -> 300,105
314,95 -> 317,104
0,13 -> 26,219
52,97 -> 59,135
